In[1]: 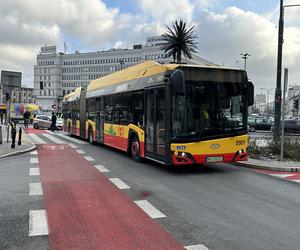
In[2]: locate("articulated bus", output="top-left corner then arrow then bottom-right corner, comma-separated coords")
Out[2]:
62,61 -> 254,165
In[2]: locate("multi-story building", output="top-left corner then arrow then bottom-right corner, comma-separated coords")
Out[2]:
286,85 -> 300,118
34,36 -> 215,110
0,85 -> 35,104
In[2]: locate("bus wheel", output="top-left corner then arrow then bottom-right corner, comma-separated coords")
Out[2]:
130,136 -> 141,162
88,128 -> 94,144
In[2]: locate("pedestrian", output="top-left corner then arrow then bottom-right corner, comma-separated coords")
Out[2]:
51,112 -> 57,132
0,110 -> 3,125
23,109 -> 30,129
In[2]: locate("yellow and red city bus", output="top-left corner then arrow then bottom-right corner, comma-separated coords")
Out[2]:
62,61 -> 254,165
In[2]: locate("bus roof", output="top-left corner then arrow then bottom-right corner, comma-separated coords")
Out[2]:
87,61 -> 244,95
87,61 -> 178,93
63,87 -> 82,102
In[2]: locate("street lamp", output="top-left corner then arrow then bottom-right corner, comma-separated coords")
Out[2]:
241,53 -> 251,70
274,0 -> 300,137
260,88 -> 275,122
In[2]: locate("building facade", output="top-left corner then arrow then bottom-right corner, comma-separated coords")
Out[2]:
0,85 -> 35,104
34,36 -> 214,110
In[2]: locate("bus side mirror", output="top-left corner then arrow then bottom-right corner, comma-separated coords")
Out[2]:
247,81 -> 254,106
167,70 -> 185,96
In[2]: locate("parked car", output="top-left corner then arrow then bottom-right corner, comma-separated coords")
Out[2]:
283,120 -> 300,134
32,115 -> 63,130
248,117 -> 273,132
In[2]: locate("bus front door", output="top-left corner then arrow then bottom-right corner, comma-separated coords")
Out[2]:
96,97 -> 104,144
145,87 -> 167,163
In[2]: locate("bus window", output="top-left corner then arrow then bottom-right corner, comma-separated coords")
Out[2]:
104,96 -> 113,123
129,91 -> 144,126
114,94 -> 129,125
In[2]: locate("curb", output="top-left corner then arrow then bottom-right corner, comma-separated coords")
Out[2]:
234,161 -> 300,172
0,145 -> 37,159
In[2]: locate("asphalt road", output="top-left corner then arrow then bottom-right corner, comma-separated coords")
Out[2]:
0,154 -> 49,250
1,131 -> 300,250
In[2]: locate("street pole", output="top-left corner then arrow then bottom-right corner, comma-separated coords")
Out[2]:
280,68 -> 288,161
274,0 -> 284,138
274,2 -> 300,137
241,53 -> 250,70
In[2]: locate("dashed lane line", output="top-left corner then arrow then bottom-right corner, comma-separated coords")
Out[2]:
29,168 -> 40,176
76,149 -> 85,154
94,165 -> 109,173
84,156 -> 95,161
29,210 -> 49,236
30,158 -> 39,164
185,244 -> 210,250
109,178 -> 130,189
30,151 -> 38,155
134,200 -> 166,219
29,183 -> 43,196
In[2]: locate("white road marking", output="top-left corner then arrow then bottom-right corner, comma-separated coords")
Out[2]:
94,165 -> 109,173
292,180 -> 300,183
269,174 -> 294,178
84,156 -> 95,161
30,151 -> 38,155
68,143 -> 77,148
185,244 -> 210,250
76,149 -> 85,154
43,133 -> 65,144
30,158 -> 39,164
134,200 -> 166,219
29,210 -> 49,236
29,168 -> 40,176
27,134 -> 46,144
55,133 -> 87,144
29,183 -> 43,196
109,178 -> 130,189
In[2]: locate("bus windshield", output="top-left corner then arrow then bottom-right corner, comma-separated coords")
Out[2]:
172,78 -> 247,139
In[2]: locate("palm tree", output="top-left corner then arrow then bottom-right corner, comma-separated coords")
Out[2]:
162,19 -> 198,63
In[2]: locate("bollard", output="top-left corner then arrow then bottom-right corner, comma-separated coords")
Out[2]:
0,125 -> 2,144
7,124 -> 10,143
11,122 -> 16,149
18,127 -> 22,145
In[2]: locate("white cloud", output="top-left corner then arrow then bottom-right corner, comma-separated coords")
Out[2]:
139,0 -> 195,24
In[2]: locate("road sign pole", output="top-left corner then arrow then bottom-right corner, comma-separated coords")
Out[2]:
280,68 -> 288,161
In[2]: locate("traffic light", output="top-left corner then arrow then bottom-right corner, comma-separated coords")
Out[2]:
293,99 -> 299,110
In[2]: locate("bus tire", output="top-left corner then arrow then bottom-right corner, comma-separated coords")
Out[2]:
88,128 -> 94,144
130,136 -> 141,162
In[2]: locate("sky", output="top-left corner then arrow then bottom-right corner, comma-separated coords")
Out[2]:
0,0 -> 300,97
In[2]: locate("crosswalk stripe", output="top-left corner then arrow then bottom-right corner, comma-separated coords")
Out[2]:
185,244 -> 210,250
269,174 -> 293,178
27,134 -> 46,144
54,132 -> 87,144
43,133 -> 65,144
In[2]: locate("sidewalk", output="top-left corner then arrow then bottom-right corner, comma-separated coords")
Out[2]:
235,157 -> 300,172
0,124 -> 36,159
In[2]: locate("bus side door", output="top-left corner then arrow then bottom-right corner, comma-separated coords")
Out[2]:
144,86 -> 167,163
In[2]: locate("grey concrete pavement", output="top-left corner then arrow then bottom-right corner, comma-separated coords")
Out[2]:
236,157 -> 300,172
0,125 -> 36,159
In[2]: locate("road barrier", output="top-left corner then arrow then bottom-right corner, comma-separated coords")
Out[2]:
11,122 -> 16,149
0,125 -> 2,144
18,127 -> 22,145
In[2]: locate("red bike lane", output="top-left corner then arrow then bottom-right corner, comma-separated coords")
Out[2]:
37,144 -> 184,250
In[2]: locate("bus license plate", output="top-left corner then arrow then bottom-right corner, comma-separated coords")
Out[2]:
206,156 -> 223,162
